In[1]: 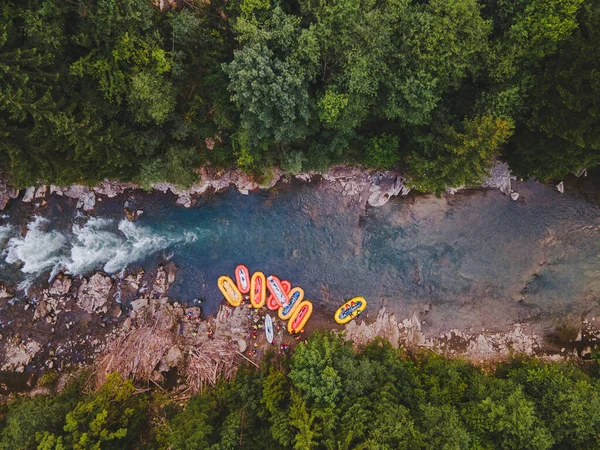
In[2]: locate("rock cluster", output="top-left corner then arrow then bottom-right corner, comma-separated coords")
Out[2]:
77,273 -> 113,314
344,307 -> 550,362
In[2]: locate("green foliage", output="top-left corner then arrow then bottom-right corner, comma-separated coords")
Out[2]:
408,115 -> 514,194
364,134 -> 401,170
0,379 -> 82,450
0,0 -> 597,192
508,0 -> 600,179
36,373 -> 148,450
2,333 -> 600,449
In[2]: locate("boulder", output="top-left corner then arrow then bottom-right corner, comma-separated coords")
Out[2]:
556,181 -> 564,193
176,193 -> 192,208
77,273 -> 113,314
34,300 -> 51,320
131,298 -> 149,312
0,175 -> 19,211
34,185 -> 47,199
163,346 -> 183,368
0,283 -> 13,299
22,187 -> 35,203
77,192 -> 96,212
511,192 -> 519,201
1,340 -> 42,372
49,185 -> 64,196
49,274 -> 72,296
93,180 -> 135,198
482,160 -> 512,195
124,208 -> 137,222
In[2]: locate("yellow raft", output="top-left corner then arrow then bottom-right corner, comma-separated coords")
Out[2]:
250,271 -> 267,308
218,275 -> 243,307
287,300 -> 313,334
278,287 -> 304,320
334,297 -> 367,324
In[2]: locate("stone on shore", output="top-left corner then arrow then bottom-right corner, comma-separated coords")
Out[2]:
49,274 -> 72,296
22,187 -> 35,203
0,174 -> 19,211
77,273 -> 113,314
34,300 -> 52,320
557,181 -> 564,193
93,180 -> 135,198
482,160 -> 512,195
0,283 -> 14,299
1,340 -> 42,372
511,192 -> 519,201
176,193 -> 192,208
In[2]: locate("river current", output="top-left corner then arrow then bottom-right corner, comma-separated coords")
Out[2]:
1,178 -> 600,333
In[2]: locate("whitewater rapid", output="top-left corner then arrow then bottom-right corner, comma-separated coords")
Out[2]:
0,215 -> 197,289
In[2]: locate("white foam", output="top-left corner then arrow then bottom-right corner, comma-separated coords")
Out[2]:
65,217 -> 122,274
2,216 -> 197,284
4,217 -> 67,275
102,220 -> 176,273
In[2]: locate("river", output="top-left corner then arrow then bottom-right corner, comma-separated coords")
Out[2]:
1,177 -> 600,334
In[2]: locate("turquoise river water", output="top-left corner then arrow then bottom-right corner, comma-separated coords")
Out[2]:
1,178 -> 600,334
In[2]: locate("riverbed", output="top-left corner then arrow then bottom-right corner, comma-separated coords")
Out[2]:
1,177 -> 600,336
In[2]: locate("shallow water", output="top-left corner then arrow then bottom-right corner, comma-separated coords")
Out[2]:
2,179 -> 600,333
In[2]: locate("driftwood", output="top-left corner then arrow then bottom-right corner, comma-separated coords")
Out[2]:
184,339 -> 240,394
95,303 -> 247,393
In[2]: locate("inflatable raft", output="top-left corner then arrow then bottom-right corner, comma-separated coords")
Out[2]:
265,314 -> 274,344
334,297 -> 367,324
267,275 -> 289,307
287,300 -> 312,334
278,287 -> 304,320
250,271 -> 267,308
218,275 -> 243,307
235,264 -> 250,294
267,279 -> 291,310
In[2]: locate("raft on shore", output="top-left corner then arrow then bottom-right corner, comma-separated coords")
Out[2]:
334,297 -> 366,324
218,275 -> 242,307
288,300 -> 312,334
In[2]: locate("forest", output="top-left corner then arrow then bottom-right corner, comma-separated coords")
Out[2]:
1,332 -> 600,449
1,0 -> 599,193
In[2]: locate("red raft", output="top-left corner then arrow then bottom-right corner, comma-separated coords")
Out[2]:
250,271 -> 267,308
235,264 -> 250,294
267,278 -> 291,310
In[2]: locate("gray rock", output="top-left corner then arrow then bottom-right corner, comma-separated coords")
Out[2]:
0,175 -> 19,211
163,346 -> 183,368
77,273 -> 113,314
511,192 -> 519,201
49,275 -> 72,296
34,300 -> 51,320
34,185 -> 47,199
0,283 -> 13,299
131,298 -> 149,312
176,193 -> 192,208
22,187 -> 35,203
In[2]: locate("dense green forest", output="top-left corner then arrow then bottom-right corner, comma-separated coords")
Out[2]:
2,332 -> 600,449
1,0 -> 599,192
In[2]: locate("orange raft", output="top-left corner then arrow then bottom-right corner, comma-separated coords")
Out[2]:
250,271 -> 267,308
278,287 -> 304,320
218,275 -> 243,307
267,279 -> 291,310
287,300 -> 313,334
234,264 -> 250,294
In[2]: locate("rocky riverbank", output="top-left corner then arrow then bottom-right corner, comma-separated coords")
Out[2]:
0,161 -> 519,215
2,259 -> 599,396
